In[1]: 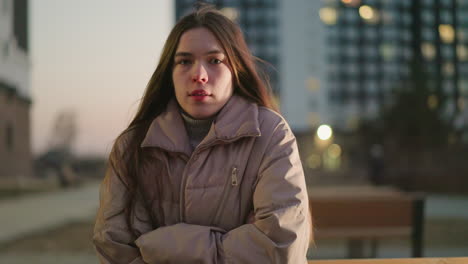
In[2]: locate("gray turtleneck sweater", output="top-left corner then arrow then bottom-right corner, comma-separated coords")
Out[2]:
180,111 -> 214,150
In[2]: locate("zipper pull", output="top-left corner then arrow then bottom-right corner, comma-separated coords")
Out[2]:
231,167 -> 238,186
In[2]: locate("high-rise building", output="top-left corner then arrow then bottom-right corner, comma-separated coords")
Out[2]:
0,0 -> 32,179
321,0 -> 468,132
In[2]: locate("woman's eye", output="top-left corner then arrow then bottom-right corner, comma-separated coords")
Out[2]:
177,59 -> 191,65
210,58 -> 222,64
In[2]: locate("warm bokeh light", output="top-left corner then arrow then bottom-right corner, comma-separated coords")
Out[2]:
359,5 -> 374,20
319,7 -> 338,25
359,5 -> 380,24
307,153 -> 321,169
421,43 -> 436,60
380,43 -> 395,60
428,95 -> 439,109
443,62 -> 455,76
328,144 -> 342,159
458,98 -> 465,110
439,24 -> 455,43
341,0 -> 361,7
457,45 -> 468,61
306,77 -> 320,91
317,124 -> 333,140
220,7 -> 239,21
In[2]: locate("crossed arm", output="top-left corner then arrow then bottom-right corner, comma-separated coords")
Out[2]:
93,125 -> 311,264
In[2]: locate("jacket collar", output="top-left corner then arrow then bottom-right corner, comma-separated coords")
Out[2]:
140,95 -> 261,156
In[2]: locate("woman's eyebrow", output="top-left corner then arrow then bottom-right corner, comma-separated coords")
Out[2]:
174,52 -> 192,57
205,50 -> 224,55
174,50 -> 224,57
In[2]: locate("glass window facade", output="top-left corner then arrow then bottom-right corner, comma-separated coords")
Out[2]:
325,0 -> 468,122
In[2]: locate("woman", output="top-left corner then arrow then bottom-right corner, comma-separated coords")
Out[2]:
94,5 -> 311,264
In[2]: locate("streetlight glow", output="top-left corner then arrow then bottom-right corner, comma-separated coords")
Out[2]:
359,5 -> 379,24
319,7 -> 338,25
221,7 -> 239,21
317,125 -> 333,140
439,24 -> 455,43
341,0 -> 361,7
359,5 -> 374,20
328,144 -> 342,158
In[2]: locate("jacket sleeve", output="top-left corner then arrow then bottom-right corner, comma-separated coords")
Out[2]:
93,166 -> 152,264
135,121 -> 311,264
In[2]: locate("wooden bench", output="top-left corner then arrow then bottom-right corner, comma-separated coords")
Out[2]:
309,186 -> 425,258
308,257 -> 468,264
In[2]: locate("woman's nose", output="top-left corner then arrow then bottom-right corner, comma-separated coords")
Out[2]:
192,63 -> 208,84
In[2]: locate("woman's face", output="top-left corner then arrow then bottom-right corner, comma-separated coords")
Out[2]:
172,27 -> 233,119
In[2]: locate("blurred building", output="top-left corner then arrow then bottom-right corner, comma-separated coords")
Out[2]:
0,0 -> 32,179
321,0 -> 468,132
174,0 -> 330,132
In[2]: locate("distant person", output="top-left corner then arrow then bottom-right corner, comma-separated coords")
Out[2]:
93,5 -> 311,264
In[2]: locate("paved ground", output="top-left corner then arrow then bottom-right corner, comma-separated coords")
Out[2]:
0,254 -> 98,264
425,194 -> 468,219
0,181 -> 99,245
0,179 -> 467,263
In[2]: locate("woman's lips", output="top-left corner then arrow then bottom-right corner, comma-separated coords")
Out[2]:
190,89 -> 210,101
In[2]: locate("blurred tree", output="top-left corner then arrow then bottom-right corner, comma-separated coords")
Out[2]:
36,109 -> 79,187
380,60 -> 451,151
357,59 -> 454,189
48,110 -> 78,153
359,60 -> 451,150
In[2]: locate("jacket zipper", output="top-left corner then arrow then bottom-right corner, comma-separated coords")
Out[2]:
179,135 -> 255,222
212,166 -> 238,223
231,167 -> 238,186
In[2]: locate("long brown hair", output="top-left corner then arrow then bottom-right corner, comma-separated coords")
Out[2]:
108,4 -> 276,236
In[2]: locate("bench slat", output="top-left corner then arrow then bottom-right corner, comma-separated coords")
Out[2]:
315,227 -> 412,239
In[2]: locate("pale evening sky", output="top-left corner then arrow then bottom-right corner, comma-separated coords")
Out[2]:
30,0 -> 174,157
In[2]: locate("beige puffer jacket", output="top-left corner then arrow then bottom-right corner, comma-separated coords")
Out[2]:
93,95 -> 311,264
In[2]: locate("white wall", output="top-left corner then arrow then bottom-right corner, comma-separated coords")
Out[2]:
0,0 -> 31,99
279,0 -> 308,131
279,0 -> 330,132
305,0 -> 330,128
